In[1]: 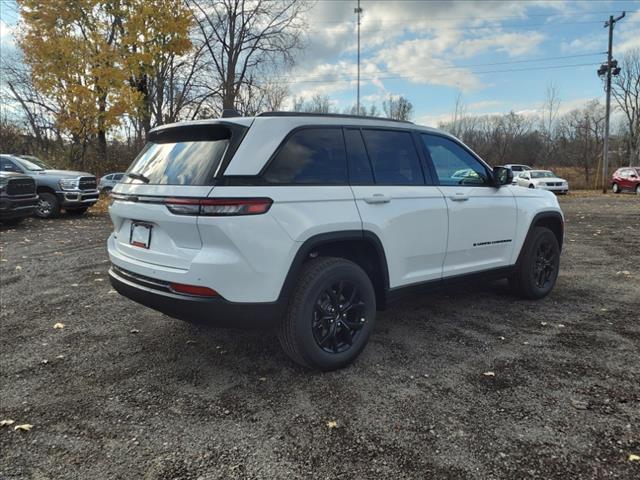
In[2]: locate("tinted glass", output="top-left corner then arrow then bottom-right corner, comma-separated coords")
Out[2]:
19,155 -> 51,169
122,126 -> 233,185
14,157 -> 45,171
422,134 -> 489,186
113,174 -> 123,181
361,129 -> 423,185
344,128 -> 374,184
264,128 -> 347,184
0,156 -> 21,172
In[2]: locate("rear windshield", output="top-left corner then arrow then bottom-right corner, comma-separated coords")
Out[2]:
122,124 -> 238,185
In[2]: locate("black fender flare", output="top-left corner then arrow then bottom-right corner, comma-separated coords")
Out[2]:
276,230 -> 390,307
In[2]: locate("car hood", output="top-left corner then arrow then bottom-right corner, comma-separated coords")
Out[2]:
35,169 -> 95,178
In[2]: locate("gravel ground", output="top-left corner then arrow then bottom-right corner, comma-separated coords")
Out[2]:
1,193 -> 639,479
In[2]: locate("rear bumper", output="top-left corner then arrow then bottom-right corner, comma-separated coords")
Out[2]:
0,195 -> 38,219
108,266 -> 283,328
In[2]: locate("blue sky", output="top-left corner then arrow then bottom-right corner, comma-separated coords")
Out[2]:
288,0 -> 640,124
2,0 -> 639,125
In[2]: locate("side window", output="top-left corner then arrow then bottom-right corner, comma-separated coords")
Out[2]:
113,174 -> 123,181
264,128 -> 347,184
0,157 -> 20,172
421,134 -> 490,186
361,129 -> 424,185
344,128 -> 374,184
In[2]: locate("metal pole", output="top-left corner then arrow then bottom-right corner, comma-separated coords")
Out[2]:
602,16 -> 614,194
602,12 -> 625,193
355,0 -> 362,114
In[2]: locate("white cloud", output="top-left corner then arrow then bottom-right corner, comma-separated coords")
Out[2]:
0,20 -> 16,47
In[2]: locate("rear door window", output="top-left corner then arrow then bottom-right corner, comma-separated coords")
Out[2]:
263,128 -> 347,184
122,125 -> 238,186
344,128 -> 374,184
361,129 -> 424,185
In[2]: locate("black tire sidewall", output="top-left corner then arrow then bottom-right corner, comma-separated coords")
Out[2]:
519,228 -> 560,299
35,192 -> 60,218
294,261 -> 376,370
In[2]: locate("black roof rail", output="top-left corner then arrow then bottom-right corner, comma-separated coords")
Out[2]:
257,111 -> 414,124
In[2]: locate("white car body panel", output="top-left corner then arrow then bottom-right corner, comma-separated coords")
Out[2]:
439,185 -> 517,276
107,115 -> 564,307
351,185 -> 448,286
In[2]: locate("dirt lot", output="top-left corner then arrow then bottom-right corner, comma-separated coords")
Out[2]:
1,193 -> 639,479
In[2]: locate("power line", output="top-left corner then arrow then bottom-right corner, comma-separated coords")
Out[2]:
264,53 -> 605,82
311,10 -> 638,24
268,62 -> 600,85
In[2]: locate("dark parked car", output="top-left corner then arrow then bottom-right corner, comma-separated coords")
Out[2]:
0,154 -> 99,218
611,167 -> 640,194
0,171 -> 38,225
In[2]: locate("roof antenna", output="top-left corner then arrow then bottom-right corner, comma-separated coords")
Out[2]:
222,108 -> 241,118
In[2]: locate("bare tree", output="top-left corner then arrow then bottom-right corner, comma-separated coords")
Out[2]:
540,82 -> 561,164
612,48 -> 640,166
383,95 -> 413,121
188,0 -> 307,111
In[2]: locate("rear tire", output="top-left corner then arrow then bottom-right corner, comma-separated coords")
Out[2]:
278,257 -> 376,371
636,184 -> 640,195
612,183 -> 621,193
35,192 -> 60,219
66,207 -> 89,215
528,184 -> 535,189
509,227 -> 560,300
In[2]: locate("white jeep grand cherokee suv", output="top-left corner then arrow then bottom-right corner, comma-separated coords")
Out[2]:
108,112 -> 563,370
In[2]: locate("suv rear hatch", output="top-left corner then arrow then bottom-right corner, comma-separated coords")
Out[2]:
109,120 -> 250,270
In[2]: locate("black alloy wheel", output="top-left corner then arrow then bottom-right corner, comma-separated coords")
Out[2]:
532,240 -> 557,289
312,280 -> 366,354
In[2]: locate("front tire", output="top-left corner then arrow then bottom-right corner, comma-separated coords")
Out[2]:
636,184 -> 640,195
35,192 -> 60,219
509,227 -> 560,300
612,183 -> 621,193
278,257 -> 376,371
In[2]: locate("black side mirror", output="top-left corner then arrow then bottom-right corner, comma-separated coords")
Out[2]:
492,166 -> 513,187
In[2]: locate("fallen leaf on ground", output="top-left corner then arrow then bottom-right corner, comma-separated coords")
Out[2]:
14,424 -> 33,432
541,322 -> 548,326
483,371 -> 495,377
629,454 -> 640,462
558,324 -> 566,328
53,323 -> 65,329
130,329 -> 140,334
0,419 -> 15,427
15,266 -> 22,271
327,420 -> 338,429
616,270 -> 631,276
258,377 -> 267,382
571,399 -> 588,410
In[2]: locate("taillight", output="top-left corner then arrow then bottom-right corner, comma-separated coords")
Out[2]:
165,197 -> 273,216
169,282 -> 218,297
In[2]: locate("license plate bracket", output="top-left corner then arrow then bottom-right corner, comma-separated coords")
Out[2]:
130,222 -> 152,249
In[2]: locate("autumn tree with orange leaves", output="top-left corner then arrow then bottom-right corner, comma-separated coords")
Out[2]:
17,0 -> 191,165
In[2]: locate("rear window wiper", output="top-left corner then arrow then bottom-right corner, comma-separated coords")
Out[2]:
126,172 -> 150,184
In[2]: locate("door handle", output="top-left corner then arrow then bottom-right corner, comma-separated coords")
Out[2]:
364,193 -> 391,204
449,192 -> 469,201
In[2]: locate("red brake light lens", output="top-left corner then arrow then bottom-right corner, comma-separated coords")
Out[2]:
169,282 -> 218,297
165,198 -> 272,216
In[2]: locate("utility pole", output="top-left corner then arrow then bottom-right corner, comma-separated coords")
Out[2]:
599,12 -> 625,193
354,0 -> 363,114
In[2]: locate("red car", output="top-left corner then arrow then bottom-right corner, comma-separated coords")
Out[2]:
611,167 -> 640,194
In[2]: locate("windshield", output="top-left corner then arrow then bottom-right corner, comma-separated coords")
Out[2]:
530,171 -> 555,179
122,125 -> 235,185
15,156 -> 50,171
